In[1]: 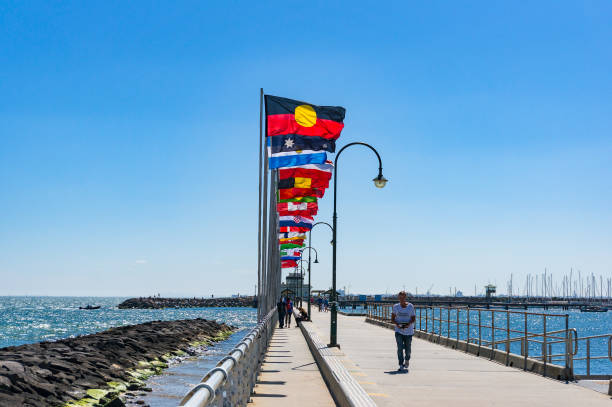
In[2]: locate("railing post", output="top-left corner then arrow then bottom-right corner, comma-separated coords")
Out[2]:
587,338 -> 591,377
490,310 -> 495,360
524,312 -> 528,370
506,311 -> 510,366
478,310 -> 482,356
447,307 -> 450,339
426,307 -> 428,332
438,307 -> 442,340
456,308 -> 460,346
431,307 -> 434,334
543,315 -> 547,377
467,308 -> 470,351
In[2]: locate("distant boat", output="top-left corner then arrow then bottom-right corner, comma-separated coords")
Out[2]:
579,305 -> 607,312
79,305 -> 101,310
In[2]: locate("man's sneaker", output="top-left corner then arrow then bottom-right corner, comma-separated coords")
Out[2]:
403,361 -> 409,369
397,366 -> 404,372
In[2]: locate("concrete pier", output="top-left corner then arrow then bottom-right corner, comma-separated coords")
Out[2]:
252,310 -> 612,406
304,311 -> 612,406
251,320 -> 335,406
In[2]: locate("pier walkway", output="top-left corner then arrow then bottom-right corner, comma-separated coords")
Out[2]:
300,311 -> 611,407
250,319 -> 335,407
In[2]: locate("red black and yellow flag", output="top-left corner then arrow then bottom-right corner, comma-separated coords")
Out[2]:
278,176 -> 330,190
265,95 -> 346,140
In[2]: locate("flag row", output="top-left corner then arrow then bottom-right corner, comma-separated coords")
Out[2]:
265,95 -> 345,272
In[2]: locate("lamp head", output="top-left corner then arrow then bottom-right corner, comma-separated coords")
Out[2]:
373,173 -> 388,188
314,257 -> 319,264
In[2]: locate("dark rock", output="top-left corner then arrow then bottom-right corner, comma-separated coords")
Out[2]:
0,319 -> 232,407
117,296 -> 256,309
0,360 -> 25,377
0,374 -> 15,390
105,397 -> 126,407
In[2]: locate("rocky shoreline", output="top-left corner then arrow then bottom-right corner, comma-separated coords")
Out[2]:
0,318 -> 234,407
118,296 -> 256,309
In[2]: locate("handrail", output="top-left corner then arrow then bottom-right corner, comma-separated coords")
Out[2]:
179,308 -> 275,406
367,304 -> 589,379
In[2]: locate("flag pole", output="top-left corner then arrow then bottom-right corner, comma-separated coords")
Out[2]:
257,88 -> 263,320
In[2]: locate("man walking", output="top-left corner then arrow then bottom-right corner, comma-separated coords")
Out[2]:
277,297 -> 286,328
285,297 -> 293,327
391,291 -> 415,371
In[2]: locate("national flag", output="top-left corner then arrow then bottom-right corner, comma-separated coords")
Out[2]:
279,215 -> 313,229
277,209 -> 315,217
282,260 -> 297,268
268,134 -> 335,155
280,242 -> 304,249
279,226 -> 311,233
281,254 -> 302,261
281,249 -> 302,260
278,176 -> 330,190
279,161 -> 333,182
268,150 -> 327,169
279,187 -> 325,200
265,95 -> 346,140
278,196 -> 317,204
279,237 -> 305,245
278,232 -> 306,239
281,248 -> 303,257
277,201 -> 318,217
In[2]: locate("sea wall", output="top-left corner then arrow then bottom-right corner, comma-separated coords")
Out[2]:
118,296 -> 256,309
0,318 -> 233,407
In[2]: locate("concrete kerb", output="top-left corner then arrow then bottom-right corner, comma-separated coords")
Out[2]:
338,311 -> 367,317
365,317 -> 571,381
297,317 -> 376,407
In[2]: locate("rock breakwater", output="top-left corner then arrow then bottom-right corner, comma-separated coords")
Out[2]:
118,296 -> 256,309
0,318 -> 233,407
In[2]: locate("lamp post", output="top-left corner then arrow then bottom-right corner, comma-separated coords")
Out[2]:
296,259 -> 306,307
330,142 -> 387,348
301,246 -> 319,318
309,222 -> 333,318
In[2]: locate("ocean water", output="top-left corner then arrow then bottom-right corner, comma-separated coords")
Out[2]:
342,304 -> 612,375
0,296 -> 257,406
0,296 -> 257,348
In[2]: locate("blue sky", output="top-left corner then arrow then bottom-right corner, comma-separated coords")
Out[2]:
1,1 -> 610,297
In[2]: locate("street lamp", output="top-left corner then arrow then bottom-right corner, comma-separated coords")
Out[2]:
301,246 -> 318,318
309,222 -> 334,318
296,259 -> 308,307
330,142 -> 386,348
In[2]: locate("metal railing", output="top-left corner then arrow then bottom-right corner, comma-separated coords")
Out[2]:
572,334 -> 612,378
367,304 -> 579,379
179,308 -> 277,407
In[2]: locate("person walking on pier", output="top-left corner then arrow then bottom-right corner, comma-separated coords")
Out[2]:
392,291 -> 416,371
277,297 -> 286,328
285,297 -> 293,327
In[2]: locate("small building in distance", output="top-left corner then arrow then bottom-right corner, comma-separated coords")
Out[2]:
280,272 -> 311,299
485,284 -> 496,301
